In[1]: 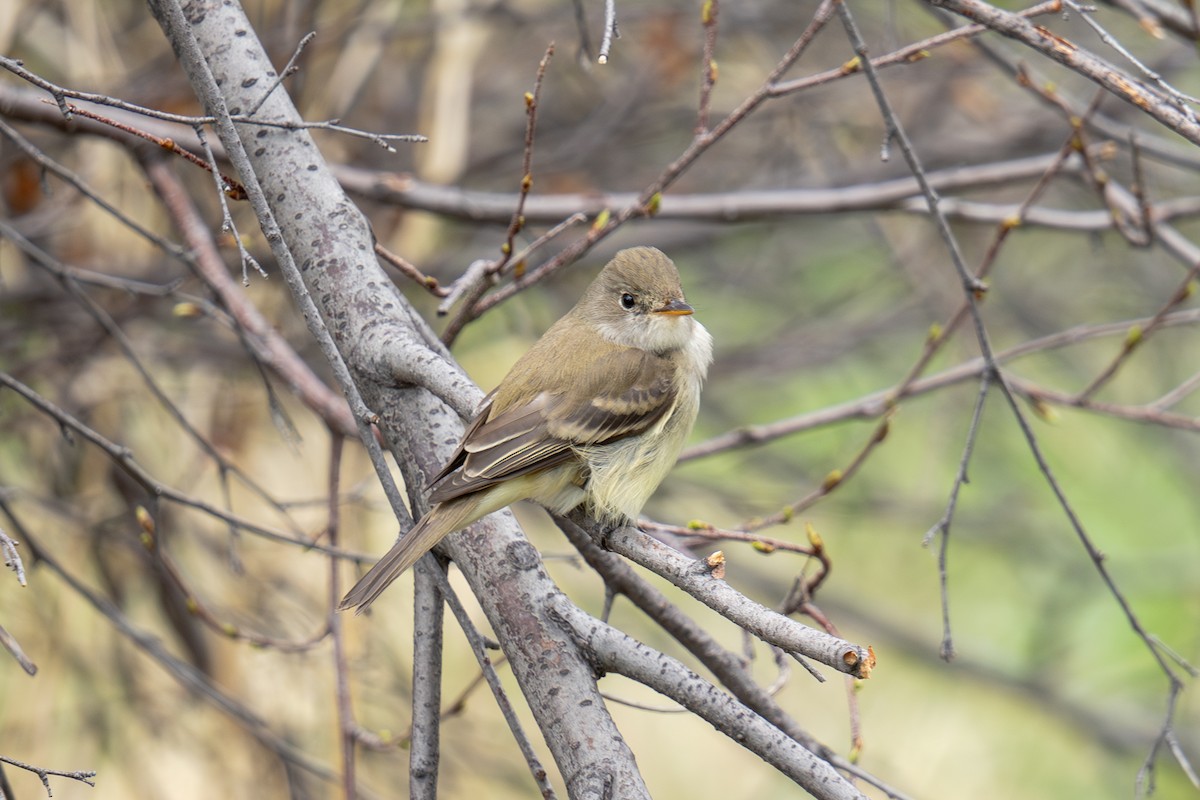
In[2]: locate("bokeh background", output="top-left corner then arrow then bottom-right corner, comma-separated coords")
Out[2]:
1,0 -> 1198,798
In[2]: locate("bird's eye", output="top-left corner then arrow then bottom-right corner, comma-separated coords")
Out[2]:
619,292 -> 636,310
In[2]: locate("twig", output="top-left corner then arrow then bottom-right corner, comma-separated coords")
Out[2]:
739,412 -> 893,533
1062,0 -> 1199,121
923,371 -> 992,662
425,560 -> 559,798
696,0 -> 719,135
409,553 -> 446,800
0,621 -> 37,676
0,499 -> 349,790
1135,674 -> 1200,796
0,371 -> 375,562
507,212 -> 588,271
440,44 -> 555,345
0,55 -> 425,151
639,519 -> 818,556
1075,261 -> 1200,400
1148,368 -> 1200,410
148,0 -> 417,543
568,512 -> 874,677
195,123 -> 266,284
56,101 -> 246,198
0,118 -> 189,259
325,435 -> 358,800
0,220 -> 297,528
375,243 -> 450,296
681,307 -> 1200,464
598,0 -> 617,64
141,158 -> 359,438
554,510 -> 931,800
467,0 -> 841,320
1130,131 -> 1154,247
246,31 -> 317,117
499,43 -> 555,267
0,528 -> 26,587
0,755 -> 96,796
770,0 -> 1064,97
777,568 -> 865,759
139,510 -> 332,652
927,0 -> 1200,145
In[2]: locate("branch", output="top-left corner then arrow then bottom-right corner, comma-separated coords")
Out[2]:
929,0 -> 1200,145
140,158 -> 358,438
548,595 -> 869,800
567,514 -> 874,679
681,307 -> 1200,464
0,755 -> 95,797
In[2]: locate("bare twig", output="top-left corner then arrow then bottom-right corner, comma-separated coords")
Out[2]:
375,243 -> 450,297
696,0 -> 719,135
771,0 -> 1064,97
568,513 -> 875,678
1062,0 -> 1199,120
0,501 -> 349,790
928,0 -> 1200,145
140,158 -> 359,438
0,621 -> 37,676
1075,262 -> 1200,400
555,515 -> 924,799
923,372 -> 992,662
409,554 -> 445,800
0,55 -> 425,150
0,371 -> 375,562
246,31 -> 318,118
0,528 -> 26,588
468,0 -> 841,320
56,101 -> 247,198
598,0 -> 618,64
682,308 -> 1200,465
325,435 -> 358,800
441,44 -> 555,345
139,509 -> 332,652
0,118 -> 188,258
0,754 -> 95,797
195,123 -> 266,284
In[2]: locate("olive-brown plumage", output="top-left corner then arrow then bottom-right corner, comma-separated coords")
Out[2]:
340,247 -> 712,611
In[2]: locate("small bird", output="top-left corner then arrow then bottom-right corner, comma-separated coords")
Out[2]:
340,246 -> 712,611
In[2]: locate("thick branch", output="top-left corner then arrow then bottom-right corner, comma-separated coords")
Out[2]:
572,515 -> 874,679
144,1 -> 649,795
549,596 -> 868,800
929,0 -> 1200,145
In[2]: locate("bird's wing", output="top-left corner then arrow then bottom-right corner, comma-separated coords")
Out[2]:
544,348 -> 678,444
427,348 -> 678,504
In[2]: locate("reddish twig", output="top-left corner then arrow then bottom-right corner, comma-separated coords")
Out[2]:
57,100 -> 247,199
441,43 -> 555,345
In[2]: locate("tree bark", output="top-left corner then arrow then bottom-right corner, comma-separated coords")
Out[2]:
145,1 -> 651,796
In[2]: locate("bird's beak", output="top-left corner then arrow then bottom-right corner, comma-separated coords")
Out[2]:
654,298 -> 694,316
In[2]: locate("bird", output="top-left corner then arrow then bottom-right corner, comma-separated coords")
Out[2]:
340,246 -> 712,611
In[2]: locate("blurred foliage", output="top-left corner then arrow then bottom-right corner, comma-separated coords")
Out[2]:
1,0 -> 1199,798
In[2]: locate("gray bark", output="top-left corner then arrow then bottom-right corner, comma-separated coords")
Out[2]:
146,1 -> 650,796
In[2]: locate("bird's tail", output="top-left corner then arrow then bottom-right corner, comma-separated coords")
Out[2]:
338,501 -> 474,613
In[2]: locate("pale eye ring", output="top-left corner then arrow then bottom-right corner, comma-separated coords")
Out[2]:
619,292 -> 636,310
